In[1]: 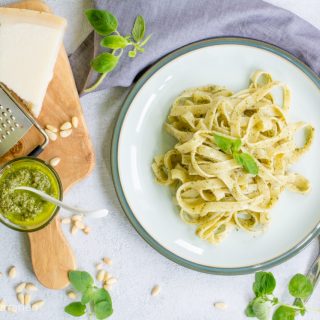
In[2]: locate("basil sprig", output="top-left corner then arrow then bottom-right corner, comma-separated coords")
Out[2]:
85,9 -> 152,92
64,270 -> 113,319
213,134 -> 258,175
245,271 -> 314,320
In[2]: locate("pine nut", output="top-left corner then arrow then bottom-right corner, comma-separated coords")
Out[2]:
8,266 -> 16,279
61,218 -> 71,224
25,283 -> 37,292
106,277 -> 117,285
31,300 -> 44,311
60,122 -> 72,131
67,291 -> 77,300
17,293 -> 24,304
214,302 -> 228,310
104,283 -> 112,290
96,263 -> 103,270
72,116 -> 79,128
24,293 -> 31,305
6,305 -> 17,313
15,282 -> 26,293
103,257 -> 112,266
75,220 -> 85,230
71,225 -> 78,235
60,129 -> 72,138
0,272 -> 2,278
71,215 -> 83,222
49,157 -> 61,167
96,270 -> 105,282
46,125 -> 58,133
103,272 -> 111,282
83,226 -> 91,235
45,129 -> 57,141
151,285 -> 160,297
0,299 -> 5,311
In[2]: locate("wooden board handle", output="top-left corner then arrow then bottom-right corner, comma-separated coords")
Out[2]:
28,217 -> 76,289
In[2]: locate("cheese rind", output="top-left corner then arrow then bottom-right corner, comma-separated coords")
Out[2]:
0,8 -> 67,117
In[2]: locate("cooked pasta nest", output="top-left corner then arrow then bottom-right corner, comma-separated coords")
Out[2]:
152,71 -> 314,244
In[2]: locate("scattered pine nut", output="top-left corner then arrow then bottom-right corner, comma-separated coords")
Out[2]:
214,302 -> 228,310
60,129 -> 72,138
96,263 -> 103,270
6,305 -> 17,313
31,300 -> 44,311
104,283 -> 112,290
71,215 -> 83,222
8,266 -> 16,279
151,285 -> 160,297
106,277 -> 117,285
60,122 -> 72,131
103,272 -> 111,282
103,257 -> 112,266
15,282 -> 26,293
71,225 -> 78,235
45,129 -> 57,141
49,157 -> 61,167
25,283 -> 37,292
61,218 -> 71,224
96,270 -> 105,282
24,293 -> 31,305
72,116 -> 79,128
17,293 -> 24,305
75,220 -> 85,230
46,125 -> 58,133
83,226 -> 91,235
0,272 -> 2,278
0,299 -> 5,311
67,291 -> 77,300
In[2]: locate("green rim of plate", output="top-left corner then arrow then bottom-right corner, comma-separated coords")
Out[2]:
111,37 -> 320,275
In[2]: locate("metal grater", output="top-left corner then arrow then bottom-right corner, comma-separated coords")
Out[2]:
0,83 -> 49,157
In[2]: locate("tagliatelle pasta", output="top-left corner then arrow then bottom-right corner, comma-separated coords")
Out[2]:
152,71 -> 314,244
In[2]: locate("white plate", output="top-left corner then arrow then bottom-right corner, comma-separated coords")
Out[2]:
112,38 -> 320,274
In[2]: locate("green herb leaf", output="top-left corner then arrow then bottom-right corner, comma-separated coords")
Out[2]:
213,134 -> 242,154
131,15 -> 145,42
245,301 -> 256,317
251,297 -> 271,320
253,271 -> 276,297
64,302 -> 86,317
93,288 -> 112,305
69,271 -> 94,293
128,50 -> 137,58
85,9 -> 118,35
100,35 -> 128,49
81,287 -> 95,305
272,306 -> 296,320
288,273 -> 313,300
94,301 -> 113,320
91,53 -> 119,74
234,152 -> 259,175
293,298 -> 306,316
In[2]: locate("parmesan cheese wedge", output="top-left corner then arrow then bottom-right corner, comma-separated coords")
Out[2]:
0,8 -> 67,117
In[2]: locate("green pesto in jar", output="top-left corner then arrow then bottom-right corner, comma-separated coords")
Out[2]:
0,159 -> 60,227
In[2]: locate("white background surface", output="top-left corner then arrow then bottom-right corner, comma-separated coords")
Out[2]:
0,1 -> 320,319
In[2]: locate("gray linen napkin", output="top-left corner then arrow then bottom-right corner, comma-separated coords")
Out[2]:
69,0 -> 320,94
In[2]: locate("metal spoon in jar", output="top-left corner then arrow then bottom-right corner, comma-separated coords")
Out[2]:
15,186 -> 108,219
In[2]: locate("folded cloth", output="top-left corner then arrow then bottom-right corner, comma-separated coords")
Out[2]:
69,0 -> 320,94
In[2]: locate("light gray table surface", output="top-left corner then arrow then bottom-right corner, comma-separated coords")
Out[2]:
0,1 -> 320,319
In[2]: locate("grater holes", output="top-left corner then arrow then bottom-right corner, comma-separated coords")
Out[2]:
2,112 -> 7,117
6,119 -> 11,124
6,108 -> 11,113
0,105 -> 3,110
10,115 -> 15,121
10,126 -> 15,132
2,123 -> 6,128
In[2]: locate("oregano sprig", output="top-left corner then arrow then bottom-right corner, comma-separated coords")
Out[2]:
245,271 -> 317,320
213,134 -> 259,175
84,9 -> 152,92
64,270 -> 113,319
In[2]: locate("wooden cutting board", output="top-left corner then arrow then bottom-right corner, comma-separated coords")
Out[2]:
3,0 -> 95,289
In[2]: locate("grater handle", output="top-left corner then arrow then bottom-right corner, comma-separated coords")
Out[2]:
28,145 -> 45,157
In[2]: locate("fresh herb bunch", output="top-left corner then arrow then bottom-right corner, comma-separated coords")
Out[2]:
84,9 -> 152,92
213,134 -> 258,175
245,271 -> 316,320
65,270 -> 113,319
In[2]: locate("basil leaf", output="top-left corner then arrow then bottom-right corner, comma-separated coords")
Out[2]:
85,9 -> 118,36
100,35 -> 128,49
128,50 -> 136,58
245,301 -> 256,317
64,302 -> 86,317
213,134 -> 241,154
69,271 -> 93,293
91,53 -> 119,74
131,15 -> 145,42
251,297 -> 271,320
288,273 -> 313,300
272,306 -> 296,320
81,287 -> 95,305
253,271 -> 276,297
234,152 -> 258,175
94,301 -> 113,320
93,288 -> 112,305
